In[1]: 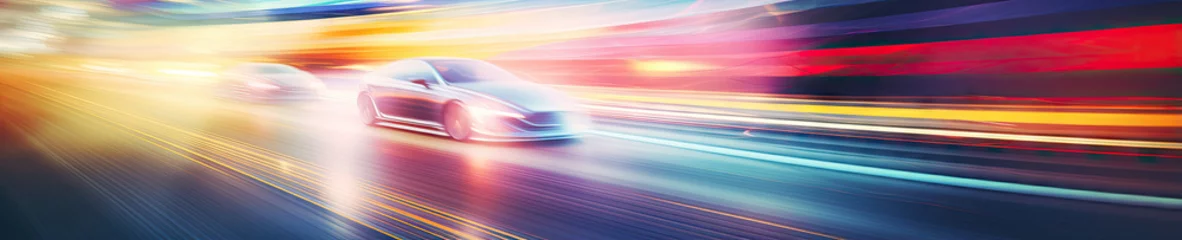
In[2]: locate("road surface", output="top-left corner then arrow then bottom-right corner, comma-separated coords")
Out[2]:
2,68 -> 1180,239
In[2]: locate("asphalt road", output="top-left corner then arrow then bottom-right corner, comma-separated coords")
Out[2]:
2,69 -> 1180,239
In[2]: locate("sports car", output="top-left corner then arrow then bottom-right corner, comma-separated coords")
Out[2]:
216,63 -> 325,102
356,57 -> 589,142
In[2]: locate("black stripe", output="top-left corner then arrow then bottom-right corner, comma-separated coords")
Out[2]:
766,0 -> 1007,26
769,68 -> 1182,98
609,0 -> 1006,32
795,1 -> 1182,50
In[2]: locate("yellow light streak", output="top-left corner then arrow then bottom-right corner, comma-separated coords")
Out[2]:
586,105 -> 1182,149
631,60 -> 717,73
577,93 -> 1182,127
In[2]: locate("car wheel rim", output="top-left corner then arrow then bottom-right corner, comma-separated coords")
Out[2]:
447,107 -> 470,140
358,96 -> 374,123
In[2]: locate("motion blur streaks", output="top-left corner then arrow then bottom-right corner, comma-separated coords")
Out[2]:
3,0 -> 1182,239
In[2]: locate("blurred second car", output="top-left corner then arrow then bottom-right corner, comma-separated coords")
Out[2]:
215,63 -> 326,102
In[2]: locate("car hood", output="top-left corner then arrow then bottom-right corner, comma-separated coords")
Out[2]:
450,81 -> 579,112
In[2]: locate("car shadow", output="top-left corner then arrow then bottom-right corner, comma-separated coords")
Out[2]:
365,120 -> 584,148
481,138 -> 582,148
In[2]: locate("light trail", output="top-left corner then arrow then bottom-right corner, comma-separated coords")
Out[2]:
578,93 -> 1182,127
585,105 -> 1182,150
15,81 -> 525,240
591,131 -> 1182,209
18,78 -> 849,239
552,85 -> 1182,111
314,88 -> 1180,150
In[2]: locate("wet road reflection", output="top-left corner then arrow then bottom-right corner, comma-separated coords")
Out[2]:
2,70 -> 1181,239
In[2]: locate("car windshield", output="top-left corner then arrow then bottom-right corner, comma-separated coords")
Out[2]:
428,59 -> 520,84
254,64 -> 302,74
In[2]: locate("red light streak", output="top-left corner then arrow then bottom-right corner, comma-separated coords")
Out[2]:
499,23 -> 1182,77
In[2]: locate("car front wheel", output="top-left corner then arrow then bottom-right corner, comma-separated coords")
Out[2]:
443,103 -> 473,141
357,93 -> 378,126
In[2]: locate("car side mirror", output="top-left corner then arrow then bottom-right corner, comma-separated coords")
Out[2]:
410,79 -> 430,89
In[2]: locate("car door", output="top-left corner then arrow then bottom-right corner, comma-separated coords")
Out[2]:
395,60 -> 449,125
365,61 -> 442,127
365,62 -> 412,119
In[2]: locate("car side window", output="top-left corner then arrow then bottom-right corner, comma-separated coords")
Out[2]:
373,61 -> 440,84
368,62 -> 405,83
388,62 -> 414,81
392,61 -> 439,83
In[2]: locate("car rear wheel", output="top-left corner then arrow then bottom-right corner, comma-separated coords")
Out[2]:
357,93 -> 378,126
443,103 -> 473,141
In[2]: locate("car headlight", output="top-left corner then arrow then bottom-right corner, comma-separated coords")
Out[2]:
465,103 -> 521,134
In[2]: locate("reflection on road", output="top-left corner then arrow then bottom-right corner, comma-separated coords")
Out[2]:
2,67 -> 1180,239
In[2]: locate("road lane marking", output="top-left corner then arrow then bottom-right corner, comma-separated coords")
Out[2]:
592,130 -> 1182,209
